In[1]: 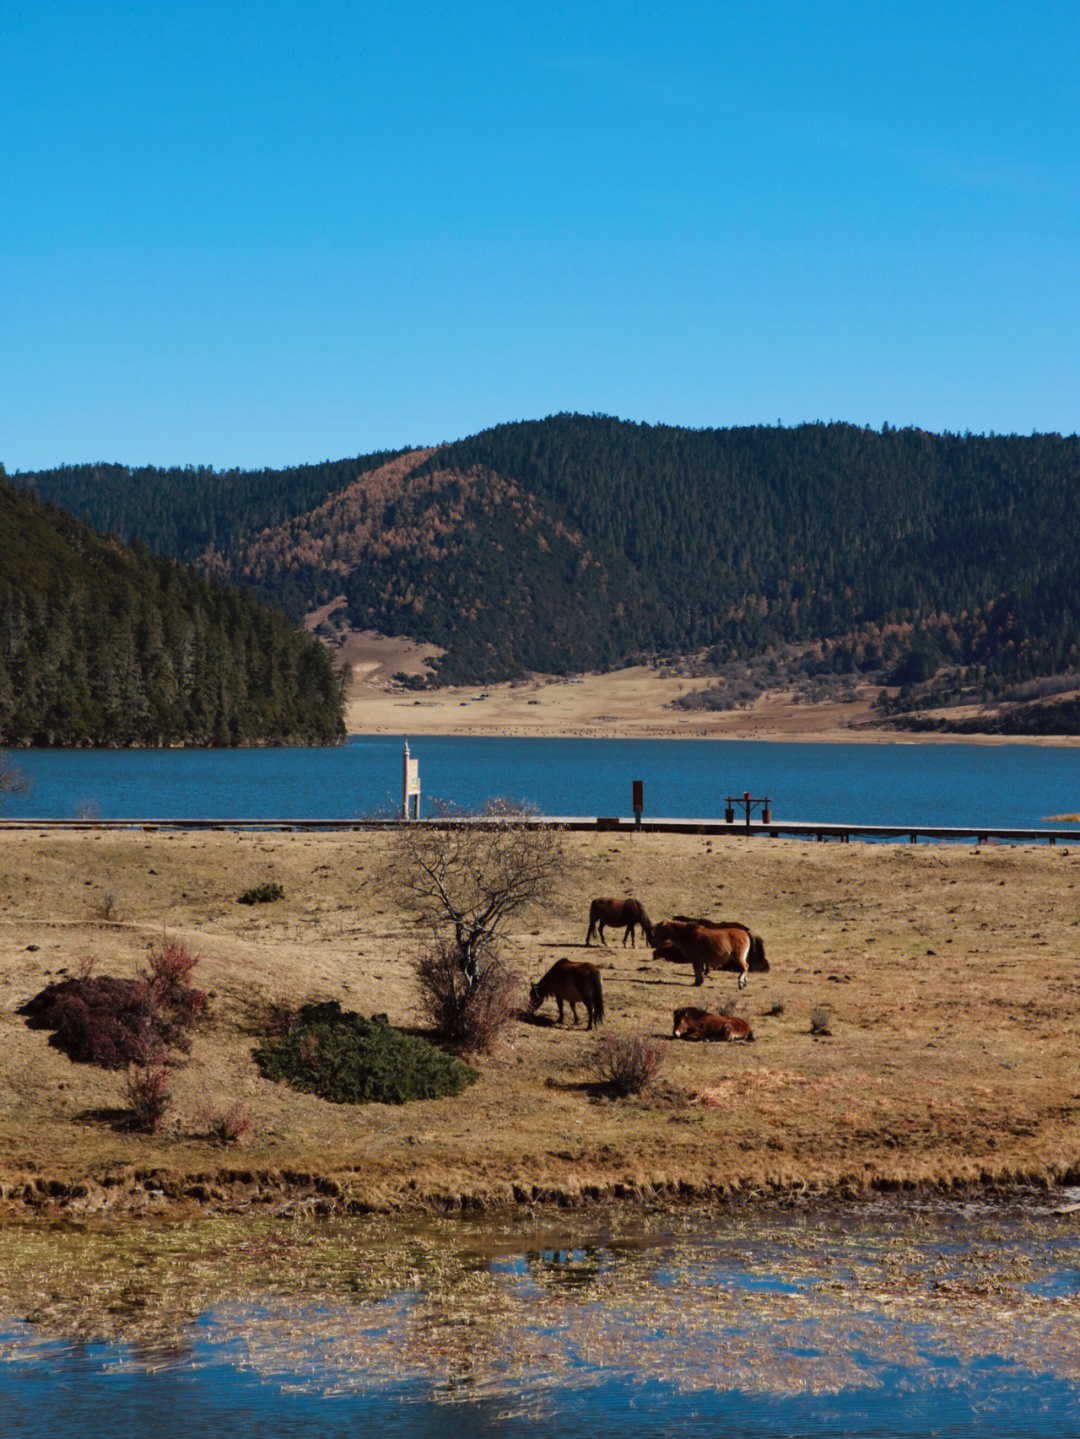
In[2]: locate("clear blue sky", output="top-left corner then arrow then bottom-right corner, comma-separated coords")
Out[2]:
4,1 -> 1078,471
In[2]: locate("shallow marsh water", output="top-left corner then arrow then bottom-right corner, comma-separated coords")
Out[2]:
3,1199 -> 1080,1436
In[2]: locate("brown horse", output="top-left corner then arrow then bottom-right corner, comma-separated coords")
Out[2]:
586,897 -> 653,947
672,1006 -> 754,1041
529,959 -> 604,1029
651,917 -> 768,989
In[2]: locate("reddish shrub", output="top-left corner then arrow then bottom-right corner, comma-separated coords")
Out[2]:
19,944 -> 207,1070
145,938 -> 207,1020
412,938 -> 521,1052
20,976 -> 156,1068
126,1057 -> 172,1133
595,1029 -> 666,1096
199,1099 -> 252,1144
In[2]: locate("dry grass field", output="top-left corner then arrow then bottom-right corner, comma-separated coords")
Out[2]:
2,826 -> 1079,1216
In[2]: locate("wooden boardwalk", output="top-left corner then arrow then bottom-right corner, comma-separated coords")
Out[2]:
1,816 -> 1077,845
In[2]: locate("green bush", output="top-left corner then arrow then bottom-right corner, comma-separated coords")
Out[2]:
238,882 -> 285,905
253,1001 -> 478,1104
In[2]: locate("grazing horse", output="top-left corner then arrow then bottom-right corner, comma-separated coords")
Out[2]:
651,917 -> 769,989
586,897 -> 653,948
672,1006 -> 754,1041
529,959 -> 604,1030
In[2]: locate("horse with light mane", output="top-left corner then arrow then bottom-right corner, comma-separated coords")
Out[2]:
651,916 -> 769,989
585,897 -> 653,948
529,959 -> 604,1030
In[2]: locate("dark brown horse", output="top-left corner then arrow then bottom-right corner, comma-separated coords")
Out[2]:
672,1006 -> 754,1041
529,959 -> 604,1029
652,917 -> 768,989
586,897 -> 653,947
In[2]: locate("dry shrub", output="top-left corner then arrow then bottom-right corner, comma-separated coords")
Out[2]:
264,987 -> 299,1036
20,976 -> 159,1068
146,937 -> 206,1022
199,1099 -> 252,1144
810,1006 -> 832,1036
91,891 -> 120,923
596,1029 -> 666,1096
126,1054 -> 172,1133
18,937 -> 206,1069
237,882 -> 285,905
412,938 -> 521,1051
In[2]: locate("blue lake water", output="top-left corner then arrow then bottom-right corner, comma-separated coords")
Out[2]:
2,735 -> 1080,830
3,1203 -> 1080,1437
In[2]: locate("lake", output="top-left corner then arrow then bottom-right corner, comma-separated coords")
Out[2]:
2,735 -> 1080,831
3,1200 -> 1080,1437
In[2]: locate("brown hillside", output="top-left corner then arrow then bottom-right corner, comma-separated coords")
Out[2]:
216,448 -> 589,582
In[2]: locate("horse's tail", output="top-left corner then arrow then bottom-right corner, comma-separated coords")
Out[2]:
748,933 -> 769,972
589,969 -> 604,1025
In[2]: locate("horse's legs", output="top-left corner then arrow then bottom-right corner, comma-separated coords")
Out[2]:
693,962 -> 705,986
569,1001 -> 579,1026
585,1002 -> 595,1031
556,997 -> 565,1024
598,923 -> 607,946
737,967 -> 748,990
585,920 -> 595,945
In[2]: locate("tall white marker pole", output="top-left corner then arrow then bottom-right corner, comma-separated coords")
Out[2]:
402,741 -> 420,819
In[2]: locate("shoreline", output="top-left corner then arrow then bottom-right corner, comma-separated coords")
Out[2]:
340,650 -> 1080,746
4,1162 -> 1078,1222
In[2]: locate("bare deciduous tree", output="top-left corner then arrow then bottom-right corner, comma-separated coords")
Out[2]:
392,799 -> 564,985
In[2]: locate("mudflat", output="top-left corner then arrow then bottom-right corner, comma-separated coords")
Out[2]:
2,827 -> 1079,1215
338,633 -> 1080,743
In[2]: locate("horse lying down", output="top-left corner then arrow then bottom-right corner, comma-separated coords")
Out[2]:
672,1006 -> 754,1042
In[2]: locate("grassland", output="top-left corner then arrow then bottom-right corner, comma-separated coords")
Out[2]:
2,827 -> 1079,1216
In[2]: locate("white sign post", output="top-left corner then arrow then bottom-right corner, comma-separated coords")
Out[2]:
402,741 -> 421,820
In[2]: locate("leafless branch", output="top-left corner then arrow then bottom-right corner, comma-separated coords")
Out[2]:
390,799 -> 564,984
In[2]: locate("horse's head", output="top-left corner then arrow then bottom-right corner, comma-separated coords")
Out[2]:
672,1005 -> 706,1037
650,918 -> 678,947
528,981 -> 543,1010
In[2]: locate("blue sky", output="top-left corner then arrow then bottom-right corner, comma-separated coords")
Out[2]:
3,0 -> 1078,470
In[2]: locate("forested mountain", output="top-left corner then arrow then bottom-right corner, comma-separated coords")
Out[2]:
13,416 -> 1080,689
15,449 -> 403,564
0,475 -> 345,746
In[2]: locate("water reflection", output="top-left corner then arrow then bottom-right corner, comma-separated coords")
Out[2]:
3,1201 -> 1080,1435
